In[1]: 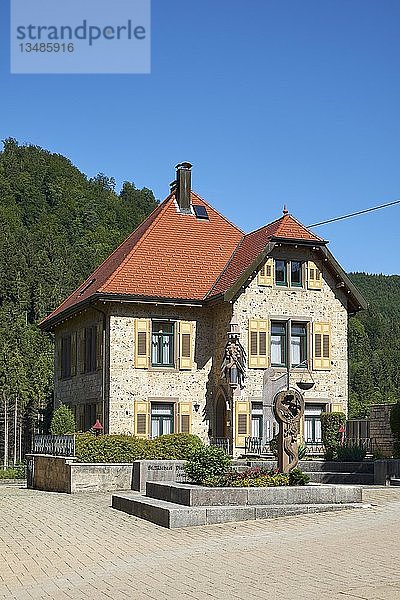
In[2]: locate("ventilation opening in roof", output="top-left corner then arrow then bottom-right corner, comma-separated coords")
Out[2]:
193,204 -> 209,220
77,278 -> 96,296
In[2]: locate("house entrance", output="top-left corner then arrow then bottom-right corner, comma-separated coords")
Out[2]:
215,395 -> 226,438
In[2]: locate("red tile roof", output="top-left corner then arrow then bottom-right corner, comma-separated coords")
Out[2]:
40,195 -> 326,328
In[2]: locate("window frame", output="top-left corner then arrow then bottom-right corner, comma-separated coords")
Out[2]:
274,259 -> 304,288
270,318 -> 309,369
151,320 -> 176,368
61,334 -> 72,379
84,325 -> 97,374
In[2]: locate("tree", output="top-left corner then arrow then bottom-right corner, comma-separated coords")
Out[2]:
50,404 -> 75,435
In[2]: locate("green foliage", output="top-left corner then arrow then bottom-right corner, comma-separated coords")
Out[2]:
202,466 -> 289,487
0,139 -> 157,424
75,432 -> 204,463
50,404 -> 75,435
0,463 -> 26,479
184,445 -> 231,484
390,403 -> 400,439
288,467 -> 310,486
298,443 -> 308,460
348,273 -> 400,418
320,412 -> 346,460
150,433 -> 204,460
336,444 -> 367,462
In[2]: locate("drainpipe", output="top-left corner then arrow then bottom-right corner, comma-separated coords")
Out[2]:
92,305 -> 108,434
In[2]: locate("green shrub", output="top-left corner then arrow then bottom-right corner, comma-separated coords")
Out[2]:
0,463 -> 26,479
320,412 -> 346,460
50,404 -> 75,435
298,443 -> 308,460
202,466 -> 290,487
151,433 -> 204,459
288,468 -> 310,486
184,445 -> 231,484
336,443 -> 367,462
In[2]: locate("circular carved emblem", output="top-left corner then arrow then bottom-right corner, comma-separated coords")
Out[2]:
273,389 -> 304,424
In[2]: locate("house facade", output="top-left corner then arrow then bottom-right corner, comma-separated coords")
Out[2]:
41,163 -> 366,454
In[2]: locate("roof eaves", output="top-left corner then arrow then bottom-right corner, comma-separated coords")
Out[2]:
270,236 -> 328,246
222,241 -> 276,302
319,246 -> 368,312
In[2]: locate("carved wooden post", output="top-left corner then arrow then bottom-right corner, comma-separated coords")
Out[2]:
273,389 -> 304,473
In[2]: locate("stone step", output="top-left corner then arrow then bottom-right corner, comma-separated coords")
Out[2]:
390,478 -> 400,486
308,472 -> 374,485
240,460 -> 374,474
112,492 -> 369,529
145,481 -> 363,506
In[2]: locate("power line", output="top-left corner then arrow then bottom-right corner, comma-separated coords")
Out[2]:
308,198 -> 400,228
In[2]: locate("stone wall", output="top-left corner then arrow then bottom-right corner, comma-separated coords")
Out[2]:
370,403 -> 395,457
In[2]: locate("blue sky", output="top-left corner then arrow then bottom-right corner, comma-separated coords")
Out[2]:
1,0 -> 399,274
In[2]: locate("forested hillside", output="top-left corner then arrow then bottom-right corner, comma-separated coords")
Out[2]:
348,273 -> 400,417
0,139 -> 158,426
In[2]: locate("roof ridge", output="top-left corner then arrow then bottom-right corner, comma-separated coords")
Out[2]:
99,194 -> 174,292
277,212 -> 325,242
191,191 -> 245,235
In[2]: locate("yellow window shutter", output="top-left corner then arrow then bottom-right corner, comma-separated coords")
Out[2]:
258,258 -> 274,286
178,402 -> 192,433
179,321 -> 193,370
308,261 -> 322,290
313,322 -> 331,370
96,323 -> 103,371
135,319 -> 150,369
331,403 -> 343,413
134,401 -> 150,438
248,319 -> 269,368
70,332 -> 77,377
56,337 -> 62,379
235,401 -> 250,447
78,329 -> 86,374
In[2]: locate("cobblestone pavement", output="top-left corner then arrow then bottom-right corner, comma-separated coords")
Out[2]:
1,485 -> 400,600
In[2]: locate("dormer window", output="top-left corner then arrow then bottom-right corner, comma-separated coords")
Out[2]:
275,260 -> 303,287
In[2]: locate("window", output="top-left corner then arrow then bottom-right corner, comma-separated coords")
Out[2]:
151,403 -> 174,438
271,321 -> 308,368
61,335 -> 72,379
275,260 -> 303,287
151,321 -> 175,367
251,402 -> 263,439
304,404 -> 325,444
84,326 -> 97,373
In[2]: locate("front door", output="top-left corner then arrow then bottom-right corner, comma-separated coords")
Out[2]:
215,395 -> 226,438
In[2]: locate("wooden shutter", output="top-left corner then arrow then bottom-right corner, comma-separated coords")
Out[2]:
56,337 -> 62,379
78,329 -> 86,374
135,319 -> 150,369
134,401 -> 150,438
308,261 -> 322,290
179,321 -> 193,370
313,322 -> 331,370
258,258 -> 274,286
96,323 -> 103,371
248,319 -> 269,368
178,402 -> 192,433
235,401 -> 250,448
70,332 -> 77,377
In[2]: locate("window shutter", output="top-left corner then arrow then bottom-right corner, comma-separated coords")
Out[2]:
134,401 -> 150,438
331,403 -> 343,413
313,322 -> 331,370
235,401 -> 250,447
96,323 -> 103,371
70,332 -> 77,377
248,319 -> 269,368
178,402 -> 192,433
257,258 -> 274,286
56,337 -> 62,379
179,321 -> 193,370
308,261 -> 322,290
78,329 -> 86,374
135,319 -> 150,369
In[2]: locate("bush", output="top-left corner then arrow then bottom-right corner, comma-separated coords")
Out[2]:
184,445 -> 231,484
0,463 -> 26,479
50,404 -> 75,435
320,412 -> 346,460
288,468 -> 310,486
151,433 -> 204,460
336,444 -> 366,461
75,432 -> 204,463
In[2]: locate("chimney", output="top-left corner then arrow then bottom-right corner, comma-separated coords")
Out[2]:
175,162 -> 192,213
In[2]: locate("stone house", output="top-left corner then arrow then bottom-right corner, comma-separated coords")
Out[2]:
40,163 -> 366,455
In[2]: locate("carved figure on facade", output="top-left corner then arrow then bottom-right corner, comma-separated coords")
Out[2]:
273,388 -> 304,473
221,333 -> 246,389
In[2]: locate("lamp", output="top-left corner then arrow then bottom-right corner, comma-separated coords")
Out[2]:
193,402 -> 200,413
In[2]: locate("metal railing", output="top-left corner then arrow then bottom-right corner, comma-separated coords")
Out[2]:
244,437 -> 275,456
32,435 -> 75,457
210,437 -> 230,454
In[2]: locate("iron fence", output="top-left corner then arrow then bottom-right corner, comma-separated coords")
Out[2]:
210,437 -> 230,454
33,434 -> 75,457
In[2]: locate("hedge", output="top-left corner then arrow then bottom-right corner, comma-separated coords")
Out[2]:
75,432 -> 203,463
320,412 -> 346,460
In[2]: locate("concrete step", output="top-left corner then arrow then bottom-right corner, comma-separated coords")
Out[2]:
239,460 -> 374,474
112,492 -> 369,529
390,478 -> 400,486
308,472 -> 374,485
